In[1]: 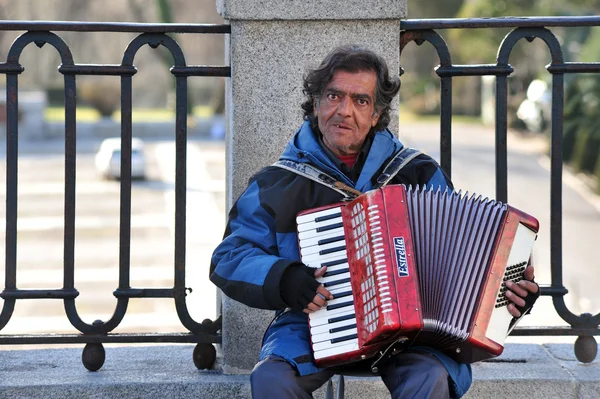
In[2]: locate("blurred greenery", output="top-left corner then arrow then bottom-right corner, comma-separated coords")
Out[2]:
402,0 -> 600,190
404,0 -> 600,117
562,75 -> 600,176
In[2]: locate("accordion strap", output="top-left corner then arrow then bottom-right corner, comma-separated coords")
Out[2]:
273,146 -> 421,200
273,159 -> 363,200
374,146 -> 422,189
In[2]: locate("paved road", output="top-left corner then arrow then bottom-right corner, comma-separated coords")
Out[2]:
0,137 -> 226,335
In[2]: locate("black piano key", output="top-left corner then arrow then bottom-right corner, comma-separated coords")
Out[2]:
327,300 -> 353,311
332,290 -> 352,299
328,313 -> 355,324
330,323 -> 356,334
323,268 -> 348,278
320,245 -> 346,255
324,277 -> 351,288
321,258 -> 347,267
317,235 -> 345,246
315,212 -> 342,222
316,222 -> 344,233
331,333 -> 358,344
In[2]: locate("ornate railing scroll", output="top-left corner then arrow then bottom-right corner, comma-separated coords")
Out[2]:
401,16 -> 600,363
0,21 -> 230,371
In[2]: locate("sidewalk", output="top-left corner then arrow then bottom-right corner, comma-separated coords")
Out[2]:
0,343 -> 598,398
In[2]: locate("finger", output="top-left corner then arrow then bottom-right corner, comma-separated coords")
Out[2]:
302,303 -> 318,314
312,292 -> 328,307
317,285 -> 334,300
505,290 -> 526,307
523,265 -> 535,281
507,303 -> 522,318
306,301 -> 321,312
314,266 -> 328,278
505,281 -> 528,298
517,279 -> 539,294
301,291 -> 320,309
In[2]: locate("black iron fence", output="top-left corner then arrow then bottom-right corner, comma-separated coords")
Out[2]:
400,16 -> 600,363
0,21 -> 230,371
0,16 -> 599,373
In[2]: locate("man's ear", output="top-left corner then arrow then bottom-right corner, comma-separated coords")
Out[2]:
371,111 -> 381,127
313,99 -> 319,117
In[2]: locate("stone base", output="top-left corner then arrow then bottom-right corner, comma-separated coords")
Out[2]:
0,343 -> 598,398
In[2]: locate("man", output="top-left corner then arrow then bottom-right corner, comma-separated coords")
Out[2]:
210,45 -> 539,398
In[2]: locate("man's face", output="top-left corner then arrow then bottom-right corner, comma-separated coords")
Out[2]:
314,70 -> 380,157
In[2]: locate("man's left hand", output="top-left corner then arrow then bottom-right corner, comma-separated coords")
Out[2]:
505,265 -> 539,318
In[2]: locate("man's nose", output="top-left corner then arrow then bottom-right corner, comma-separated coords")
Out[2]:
336,97 -> 353,116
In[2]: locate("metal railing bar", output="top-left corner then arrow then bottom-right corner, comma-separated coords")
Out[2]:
170,66 -> 231,77
512,327 -> 600,336
0,63 -> 24,74
0,333 -> 222,345
402,16 -> 600,30
435,64 -> 514,77
547,62 -> 600,74
58,64 -> 138,76
113,288 -> 175,298
0,289 -> 79,299
539,285 -> 569,296
0,20 -> 230,34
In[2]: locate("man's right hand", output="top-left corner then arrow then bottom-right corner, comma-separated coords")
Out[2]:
303,266 -> 333,314
280,264 -> 333,313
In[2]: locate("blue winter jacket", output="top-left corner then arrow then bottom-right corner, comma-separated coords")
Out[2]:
210,121 -> 473,397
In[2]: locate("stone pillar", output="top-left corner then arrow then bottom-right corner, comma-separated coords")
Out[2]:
216,0 -> 406,373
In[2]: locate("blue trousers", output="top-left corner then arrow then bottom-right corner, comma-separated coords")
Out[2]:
251,351 -> 450,399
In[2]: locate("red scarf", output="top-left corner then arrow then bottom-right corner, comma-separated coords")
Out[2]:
337,153 -> 359,169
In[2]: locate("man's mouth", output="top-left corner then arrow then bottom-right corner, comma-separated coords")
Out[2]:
333,123 -> 352,130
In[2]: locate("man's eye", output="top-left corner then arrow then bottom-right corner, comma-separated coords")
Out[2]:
327,93 -> 339,101
357,99 -> 368,106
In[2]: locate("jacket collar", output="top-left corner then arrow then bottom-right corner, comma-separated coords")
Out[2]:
280,121 -> 403,192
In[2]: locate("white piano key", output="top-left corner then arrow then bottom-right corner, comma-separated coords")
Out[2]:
310,317 -> 356,336
309,305 -> 355,326
311,327 -> 358,344
313,341 -> 360,360
302,249 -> 347,264
314,295 -> 351,308
298,228 -> 345,247
317,272 -> 350,286
321,263 -> 349,274
312,335 -> 358,352
327,282 -> 352,295
297,217 -> 343,233
300,239 -> 347,257
308,305 -> 356,326
297,206 -> 343,225
304,255 -> 347,269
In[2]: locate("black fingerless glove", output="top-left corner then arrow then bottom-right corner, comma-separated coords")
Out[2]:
279,264 -> 320,312
515,278 -> 541,316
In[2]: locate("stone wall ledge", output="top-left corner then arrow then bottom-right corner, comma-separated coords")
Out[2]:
0,343 -> 598,398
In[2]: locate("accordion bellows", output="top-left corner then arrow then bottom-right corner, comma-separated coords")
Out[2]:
297,184 -> 539,367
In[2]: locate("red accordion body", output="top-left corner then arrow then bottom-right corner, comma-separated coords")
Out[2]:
296,185 -> 539,368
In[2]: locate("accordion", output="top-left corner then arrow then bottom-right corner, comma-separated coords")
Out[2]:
296,184 -> 539,368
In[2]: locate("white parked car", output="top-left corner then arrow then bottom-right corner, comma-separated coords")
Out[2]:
95,137 -> 146,180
